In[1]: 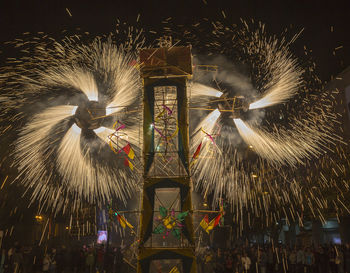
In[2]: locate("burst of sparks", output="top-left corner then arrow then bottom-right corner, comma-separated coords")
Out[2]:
1,17 -> 349,235
182,19 -> 348,232
233,118 -> 323,166
2,30 -> 144,213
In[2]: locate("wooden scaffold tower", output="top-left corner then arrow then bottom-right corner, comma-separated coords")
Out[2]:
137,45 -> 197,273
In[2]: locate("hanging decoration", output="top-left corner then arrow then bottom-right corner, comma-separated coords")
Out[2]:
153,206 -> 189,239
108,120 -> 136,170
153,105 -> 179,143
199,213 -> 221,234
108,207 -> 135,234
199,201 -> 225,233
190,126 -> 221,169
169,266 -> 180,273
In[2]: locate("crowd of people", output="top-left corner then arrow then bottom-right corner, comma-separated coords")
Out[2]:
197,243 -> 350,273
0,242 -> 124,273
2,242 -> 350,273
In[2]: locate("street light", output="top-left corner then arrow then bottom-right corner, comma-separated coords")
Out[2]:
35,215 -> 43,222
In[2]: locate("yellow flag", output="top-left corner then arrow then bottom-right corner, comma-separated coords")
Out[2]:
124,158 -> 134,170
200,214 -> 209,232
169,266 -> 180,273
205,214 -> 221,234
122,144 -> 135,160
200,214 -> 221,234
117,214 -> 134,229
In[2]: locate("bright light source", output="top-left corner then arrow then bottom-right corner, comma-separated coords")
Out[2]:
71,106 -> 78,115
72,123 -> 82,134
87,94 -> 98,101
93,127 -> 105,134
106,107 -> 113,116
35,215 -> 43,221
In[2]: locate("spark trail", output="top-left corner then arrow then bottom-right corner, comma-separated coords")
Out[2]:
181,19 -> 347,231
1,30 -> 144,213
1,18 -> 349,233
233,118 -> 323,166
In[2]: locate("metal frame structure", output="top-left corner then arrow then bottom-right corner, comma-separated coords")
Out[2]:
137,46 -> 197,273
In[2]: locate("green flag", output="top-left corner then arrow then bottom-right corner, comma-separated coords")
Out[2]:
176,211 -> 189,221
153,225 -> 165,234
159,206 -> 167,217
171,228 -> 181,239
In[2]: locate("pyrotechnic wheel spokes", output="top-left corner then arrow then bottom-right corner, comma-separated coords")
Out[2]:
11,38 -> 142,212
188,22 -> 335,212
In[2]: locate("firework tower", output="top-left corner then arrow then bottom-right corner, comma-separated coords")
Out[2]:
137,44 -> 196,272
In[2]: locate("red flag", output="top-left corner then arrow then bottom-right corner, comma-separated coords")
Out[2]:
202,214 -> 221,234
122,143 -> 135,159
213,214 -> 221,227
192,142 -> 202,159
206,214 -> 221,233
116,213 -> 133,229
124,157 -> 134,170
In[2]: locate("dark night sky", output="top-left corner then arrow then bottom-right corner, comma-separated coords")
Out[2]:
0,0 -> 349,82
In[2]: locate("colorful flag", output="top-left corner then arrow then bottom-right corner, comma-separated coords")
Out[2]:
206,214 -> 221,233
192,142 -> 202,159
200,214 -> 209,231
169,266 -> 180,273
159,206 -> 168,217
122,143 -> 135,159
116,213 -> 134,229
176,211 -> 189,221
213,213 -> 221,226
171,228 -> 181,239
124,157 -> 134,170
201,214 -> 221,234
153,225 -> 166,234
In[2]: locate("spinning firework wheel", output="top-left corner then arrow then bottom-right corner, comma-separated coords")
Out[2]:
11,39 -> 142,212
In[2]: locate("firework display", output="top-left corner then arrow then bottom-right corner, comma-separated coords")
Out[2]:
181,20 -> 348,232
0,32 -> 144,213
0,17 -> 349,235
184,20 -> 349,232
